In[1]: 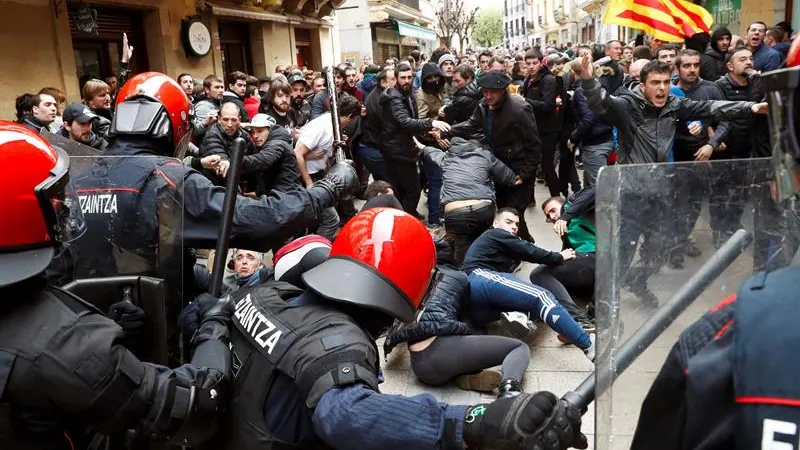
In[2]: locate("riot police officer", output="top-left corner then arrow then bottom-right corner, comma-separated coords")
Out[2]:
0,122 -> 231,449
222,207 -> 587,450
628,40 -> 800,449
64,71 -> 357,283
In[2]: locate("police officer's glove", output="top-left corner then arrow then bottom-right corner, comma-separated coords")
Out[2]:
463,392 -> 588,450
108,301 -> 145,341
196,293 -> 234,324
314,160 -> 358,203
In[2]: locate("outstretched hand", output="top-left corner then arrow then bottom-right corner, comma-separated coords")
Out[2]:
579,54 -> 594,80
122,32 -> 134,63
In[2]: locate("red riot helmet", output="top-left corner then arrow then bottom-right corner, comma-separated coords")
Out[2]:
112,72 -> 192,157
302,208 -> 437,323
0,121 -> 86,287
761,37 -> 800,201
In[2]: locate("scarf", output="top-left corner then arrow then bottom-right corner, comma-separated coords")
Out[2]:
235,266 -> 268,288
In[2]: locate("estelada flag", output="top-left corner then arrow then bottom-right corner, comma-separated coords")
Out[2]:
603,0 -> 714,42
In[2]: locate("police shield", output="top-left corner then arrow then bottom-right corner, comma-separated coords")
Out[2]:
592,158 -> 800,449
41,128 -> 102,157
56,153 -> 185,366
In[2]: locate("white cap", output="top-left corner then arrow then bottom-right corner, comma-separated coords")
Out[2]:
241,113 -> 276,129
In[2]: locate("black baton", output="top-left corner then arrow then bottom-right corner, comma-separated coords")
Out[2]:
209,138 -> 246,297
562,228 -> 753,413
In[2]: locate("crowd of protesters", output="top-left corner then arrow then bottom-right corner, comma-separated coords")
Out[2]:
8,18 -> 796,399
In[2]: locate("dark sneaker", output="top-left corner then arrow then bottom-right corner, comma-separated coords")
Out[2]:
497,379 -> 523,399
667,253 -> 685,269
455,369 -> 503,393
685,242 -> 702,258
631,284 -> 660,308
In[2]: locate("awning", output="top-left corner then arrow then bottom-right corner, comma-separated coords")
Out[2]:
394,19 -> 437,41
205,2 -> 332,27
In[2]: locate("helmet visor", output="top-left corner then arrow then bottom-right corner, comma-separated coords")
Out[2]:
112,97 -> 171,140
36,147 -> 86,244
762,67 -> 800,201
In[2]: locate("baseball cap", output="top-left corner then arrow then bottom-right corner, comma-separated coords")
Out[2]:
287,73 -> 308,86
63,103 -> 98,124
241,113 -> 276,129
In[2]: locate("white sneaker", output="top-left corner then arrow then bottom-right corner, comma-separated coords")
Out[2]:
584,333 -> 596,363
501,311 -> 532,339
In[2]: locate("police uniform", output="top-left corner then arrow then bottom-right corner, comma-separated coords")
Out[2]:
66,136 -> 337,287
630,265 -> 800,449
0,277 -> 231,449
219,284 -> 379,449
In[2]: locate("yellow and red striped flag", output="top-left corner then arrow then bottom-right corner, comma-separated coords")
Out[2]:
603,0 -> 714,42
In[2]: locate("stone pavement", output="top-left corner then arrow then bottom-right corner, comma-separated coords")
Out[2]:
378,182 -> 599,448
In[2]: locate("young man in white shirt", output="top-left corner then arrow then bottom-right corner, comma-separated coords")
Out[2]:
295,94 -> 362,239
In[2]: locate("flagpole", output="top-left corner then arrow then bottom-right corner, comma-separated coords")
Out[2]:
596,1 -> 609,43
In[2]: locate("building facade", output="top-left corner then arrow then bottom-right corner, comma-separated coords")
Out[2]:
504,0 -> 528,49
526,0 -> 586,46
0,0 -> 342,120
337,0 -> 436,66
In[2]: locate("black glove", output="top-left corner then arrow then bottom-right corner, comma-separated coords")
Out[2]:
108,301 -> 146,340
314,160 -> 358,203
463,392 -> 587,450
195,293 -> 233,324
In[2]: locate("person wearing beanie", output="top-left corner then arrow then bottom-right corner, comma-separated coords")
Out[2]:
438,53 -> 457,101
701,27 -> 732,81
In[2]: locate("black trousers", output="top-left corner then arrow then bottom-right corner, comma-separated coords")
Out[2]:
540,133 -> 561,197
386,159 -> 421,216
618,191 -> 678,288
670,160 -> 708,259
529,254 -> 595,322
443,202 -> 496,263
558,133 -> 581,196
496,178 -> 535,242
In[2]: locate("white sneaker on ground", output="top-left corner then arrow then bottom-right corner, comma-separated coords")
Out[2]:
501,311 -> 532,339
584,333 -> 596,363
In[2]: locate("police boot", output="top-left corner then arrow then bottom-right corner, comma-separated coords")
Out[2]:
314,161 -> 359,202
497,379 -> 523,399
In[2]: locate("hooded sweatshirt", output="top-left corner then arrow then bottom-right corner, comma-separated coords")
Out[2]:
415,62 -> 445,119
701,27 -> 732,82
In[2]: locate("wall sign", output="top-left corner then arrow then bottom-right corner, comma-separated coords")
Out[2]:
182,18 -> 212,58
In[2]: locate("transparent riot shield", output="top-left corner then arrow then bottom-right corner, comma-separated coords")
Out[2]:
593,158 -> 800,449
53,149 -> 185,367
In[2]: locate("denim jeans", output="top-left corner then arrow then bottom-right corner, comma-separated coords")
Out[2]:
421,156 -> 443,224
467,268 -> 592,349
581,140 -> 614,186
355,142 -> 389,182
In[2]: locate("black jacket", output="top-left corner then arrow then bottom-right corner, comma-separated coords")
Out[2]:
379,86 -> 433,163
198,123 -> 251,185
714,74 -> 768,158
89,107 -> 113,139
444,80 -> 482,125
19,115 -> 49,134
700,27 -> 731,83
422,137 -> 516,206
672,79 -> 728,159
0,278 -> 230,449
461,228 -> 564,274
570,86 -> 613,146
362,86 -> 384,145
241,125 -> 302,195
446,94 -> 542,181
58,126 -> 108,151
383,266 -> 472,354
521,66 -> 560,132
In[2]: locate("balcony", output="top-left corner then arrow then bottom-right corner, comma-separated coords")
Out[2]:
554,7 -> 568,24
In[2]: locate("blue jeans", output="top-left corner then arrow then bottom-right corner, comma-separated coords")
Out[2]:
421,156 -> 443,224
467,268 -> 591,349
581,140 -> 613,186
355,142 -> 389,182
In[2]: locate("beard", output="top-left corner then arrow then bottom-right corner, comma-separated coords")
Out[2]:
291,96 -> 304,108
399,83 -> 412,96
274,101 -> 290,114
